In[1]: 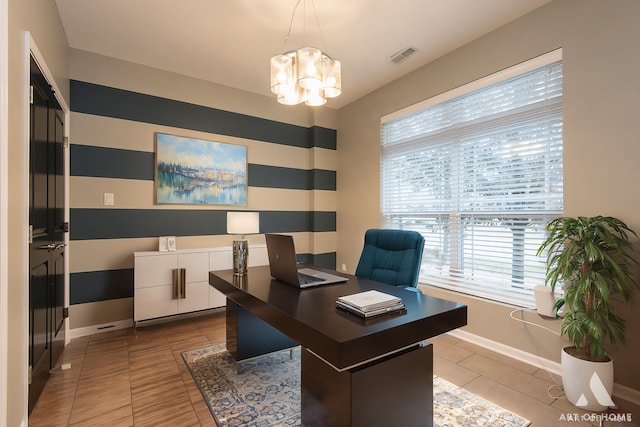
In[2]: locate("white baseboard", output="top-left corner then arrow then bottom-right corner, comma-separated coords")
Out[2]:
447,329 -> 640,407
68,308 -> 226,339
69,319 -> 133,339
447,329 -> 562,376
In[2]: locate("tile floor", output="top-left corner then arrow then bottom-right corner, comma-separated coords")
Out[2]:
28,310 -> 638,426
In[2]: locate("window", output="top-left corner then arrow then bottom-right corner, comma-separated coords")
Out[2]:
380,51 -> 563,307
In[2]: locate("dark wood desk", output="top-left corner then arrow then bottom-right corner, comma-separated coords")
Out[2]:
209,266 -> 467,427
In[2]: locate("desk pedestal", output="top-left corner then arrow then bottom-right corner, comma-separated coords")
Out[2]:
301,343 -> 433,427
226,300 -> 297,360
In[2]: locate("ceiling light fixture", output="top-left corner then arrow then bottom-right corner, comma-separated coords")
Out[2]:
270,0 -> 341,107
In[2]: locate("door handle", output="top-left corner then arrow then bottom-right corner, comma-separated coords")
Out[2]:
38,243 -> 67,251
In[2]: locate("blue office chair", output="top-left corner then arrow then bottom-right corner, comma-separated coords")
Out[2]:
355,229 -> 425,291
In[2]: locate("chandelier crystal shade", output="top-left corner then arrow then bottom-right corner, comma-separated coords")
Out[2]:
270,47 -> 341,106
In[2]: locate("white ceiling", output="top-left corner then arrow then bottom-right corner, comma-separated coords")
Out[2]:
55,0 -> 551,109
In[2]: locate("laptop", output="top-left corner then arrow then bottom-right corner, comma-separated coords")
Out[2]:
265,233 -> 348,288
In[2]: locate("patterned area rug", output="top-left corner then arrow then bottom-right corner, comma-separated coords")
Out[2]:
182,343 -> 530,427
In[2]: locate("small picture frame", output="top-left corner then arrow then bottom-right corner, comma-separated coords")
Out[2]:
159,237 -> 169,252
167,236 -> 177,252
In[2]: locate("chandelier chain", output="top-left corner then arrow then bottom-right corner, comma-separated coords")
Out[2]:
310,0 -> 327,53
284,0 -> 302,46
283,0 -> 327,53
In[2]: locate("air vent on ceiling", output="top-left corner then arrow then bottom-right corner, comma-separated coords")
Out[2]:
389,46 -> 418,64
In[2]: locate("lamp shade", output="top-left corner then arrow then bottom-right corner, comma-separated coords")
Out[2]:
323,57 -> 341,98
270,53 -> 295,97
296,47 -> 323,91
227,212 -> 260,235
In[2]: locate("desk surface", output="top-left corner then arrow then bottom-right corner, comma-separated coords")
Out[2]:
209,265 -> 467,370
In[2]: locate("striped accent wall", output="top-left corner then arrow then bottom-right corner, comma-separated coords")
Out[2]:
69,80 -> 337,326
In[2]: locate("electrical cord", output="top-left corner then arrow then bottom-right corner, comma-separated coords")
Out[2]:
509,308 -> 561,337
509,308 -> 566,399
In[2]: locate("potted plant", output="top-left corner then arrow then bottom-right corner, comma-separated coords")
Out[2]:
537,216 -> 637,411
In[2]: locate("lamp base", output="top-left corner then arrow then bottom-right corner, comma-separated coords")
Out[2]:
232,239 -> 249,276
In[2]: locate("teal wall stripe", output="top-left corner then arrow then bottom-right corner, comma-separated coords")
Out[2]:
69,145 -> 336,190
303,252 -> 337,270
260,210 -> 336,234
311,126 -> 338,150
248,164 -> 336,190
70,209 -> 337,240
70,80 -> 337,149
71,145 -> 154,180
312,169 -> 337,191
70,269 -> 134,305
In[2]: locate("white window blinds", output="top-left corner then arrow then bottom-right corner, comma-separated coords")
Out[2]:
380,53 -> 563,307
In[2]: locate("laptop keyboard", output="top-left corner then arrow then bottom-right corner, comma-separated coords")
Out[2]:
298,272 -> 324,285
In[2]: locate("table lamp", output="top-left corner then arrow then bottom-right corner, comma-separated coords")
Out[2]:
227,212 -> 259,276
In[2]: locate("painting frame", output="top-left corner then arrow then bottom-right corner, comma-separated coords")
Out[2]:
155,133 -> 248,206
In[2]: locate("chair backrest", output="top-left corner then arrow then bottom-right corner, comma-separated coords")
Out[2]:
354,229 -> 424,288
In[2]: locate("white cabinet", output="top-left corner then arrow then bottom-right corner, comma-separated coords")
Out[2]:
134,245 -> 267,322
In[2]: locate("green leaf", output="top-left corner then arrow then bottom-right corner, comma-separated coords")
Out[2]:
537,216 -> 637,359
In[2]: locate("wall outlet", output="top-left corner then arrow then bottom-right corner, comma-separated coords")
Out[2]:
103,192 -> 114,206
341,263 -> 347,272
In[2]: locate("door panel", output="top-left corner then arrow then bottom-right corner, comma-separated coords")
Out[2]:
51,106 -> 65,239
28,262 -> 49,411
28,56 -> 67,414
30,79 -> 49,238
51,249 -> 65,358
50,93 -> 66,363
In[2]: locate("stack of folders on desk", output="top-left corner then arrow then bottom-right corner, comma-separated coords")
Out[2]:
336,290 -> 405,318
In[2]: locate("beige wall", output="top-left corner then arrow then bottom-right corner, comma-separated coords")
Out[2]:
6,0 -> 69,425
337,0 -> 640,391
68,50 -> 339,330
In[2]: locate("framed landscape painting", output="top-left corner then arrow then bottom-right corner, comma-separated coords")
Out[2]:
155,133 -> 248,205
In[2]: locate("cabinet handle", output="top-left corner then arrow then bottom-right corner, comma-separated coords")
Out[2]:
180,268 -> 186,299
172,268 -> 187,299
172,269 -> 180,300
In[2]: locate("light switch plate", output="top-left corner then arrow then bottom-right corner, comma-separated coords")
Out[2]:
103,192 -> 114,206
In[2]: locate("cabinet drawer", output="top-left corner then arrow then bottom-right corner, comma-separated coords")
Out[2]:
210,249 -> 233,271
134,254 -> 178,289
178,281 -> 210,313
178,252 -> 210,283
134,285 -> 177,321
209,246 -> 268,271
248,246 -> 269,267
210,287 -> 226,308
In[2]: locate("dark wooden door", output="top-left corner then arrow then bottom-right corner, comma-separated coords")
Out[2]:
28,56 -> 66,414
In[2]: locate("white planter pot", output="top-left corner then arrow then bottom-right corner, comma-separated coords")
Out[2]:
561,347 -> 614,412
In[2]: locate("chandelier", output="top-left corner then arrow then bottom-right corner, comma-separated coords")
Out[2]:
269,1 -> 341,106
